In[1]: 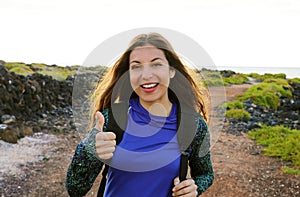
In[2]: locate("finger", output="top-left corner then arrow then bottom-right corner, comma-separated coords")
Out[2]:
173,185 -> 196,197
96,132 -> 116,141
95,111 -> 104,131
96,139 -> 116,148
97,152 -> 114,160
172,179 -> 197,196
96,145 -> 116,156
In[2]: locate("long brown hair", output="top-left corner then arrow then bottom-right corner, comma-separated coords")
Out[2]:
89,32 -> 209,128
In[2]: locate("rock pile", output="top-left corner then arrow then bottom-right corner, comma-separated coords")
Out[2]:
0,64 -> 74,143
224,82 -> 300,135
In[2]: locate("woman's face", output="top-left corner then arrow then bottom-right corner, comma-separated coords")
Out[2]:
129,45 -> 175,111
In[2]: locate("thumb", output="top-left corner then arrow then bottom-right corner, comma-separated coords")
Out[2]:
95,111 -> 104,131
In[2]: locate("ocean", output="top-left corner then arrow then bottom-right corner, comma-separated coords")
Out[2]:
207,66 -> 299,79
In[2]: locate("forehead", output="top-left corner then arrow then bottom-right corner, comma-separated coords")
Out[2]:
129,45 -> 166,61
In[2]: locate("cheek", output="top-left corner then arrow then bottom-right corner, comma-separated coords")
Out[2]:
160,74 -> 171,86
129,72 -> 139,90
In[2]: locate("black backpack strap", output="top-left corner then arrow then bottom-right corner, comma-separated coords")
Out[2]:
179,151 -> 189,182
97,102 -> 128,196
106,102 -> 128,144
177,102 -> 198,182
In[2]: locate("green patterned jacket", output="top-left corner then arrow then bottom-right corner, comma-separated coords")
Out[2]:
66,108 -> 214,196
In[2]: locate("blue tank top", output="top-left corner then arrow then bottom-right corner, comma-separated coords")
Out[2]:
104,98 -> 181,197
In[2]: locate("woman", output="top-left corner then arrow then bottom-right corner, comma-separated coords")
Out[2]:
66,32 -> 214,196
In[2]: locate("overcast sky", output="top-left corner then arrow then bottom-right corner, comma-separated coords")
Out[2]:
1,0 -> 300,70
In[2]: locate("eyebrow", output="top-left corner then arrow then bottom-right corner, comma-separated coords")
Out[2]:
129,57 -> 164,65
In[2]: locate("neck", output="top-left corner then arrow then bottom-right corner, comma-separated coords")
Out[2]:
140,100 -> 173,117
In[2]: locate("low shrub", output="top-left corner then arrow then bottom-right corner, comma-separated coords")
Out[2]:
249,125 -> 300,173
223,73 -> 249,85
221,101 -> 244,109
236,81 -> 292,109
5,62 -> 34,76
247,72 -> 287,80
225,109 -> 251,121
282,166 -> 300,175
288,78 -> 300,85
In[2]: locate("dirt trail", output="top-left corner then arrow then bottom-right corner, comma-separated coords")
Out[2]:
1,84 -> 299,196
202,84 -> 300,197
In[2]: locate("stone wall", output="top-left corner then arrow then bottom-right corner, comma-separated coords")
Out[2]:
0,64 -> 74,143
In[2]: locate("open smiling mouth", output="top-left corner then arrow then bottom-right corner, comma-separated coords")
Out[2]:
140,83 -> 159,89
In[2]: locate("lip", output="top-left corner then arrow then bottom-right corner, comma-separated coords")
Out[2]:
140,83 -> 159,93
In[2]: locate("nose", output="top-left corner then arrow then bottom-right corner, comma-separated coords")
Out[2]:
141,66 -> 153,79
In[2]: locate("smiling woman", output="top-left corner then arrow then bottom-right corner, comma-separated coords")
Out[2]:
66,32 -> 214,197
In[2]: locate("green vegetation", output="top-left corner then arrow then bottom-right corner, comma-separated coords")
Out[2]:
221,101 -> 244,109
225,109 -> 251,121
249,125 -> 300,174
37,67 -> 75,81
282,166 -> 300,175
236,79 -> 292,110
5,62 -> 34,76
223,73 -> 249,85
4,62 -> 80,80
198,69 -> 249,87
221,100 -> 250,121
197,69 -> 225,87
247,72 -> 287,81
192,69 -> 296,87
288,77 -> 300,85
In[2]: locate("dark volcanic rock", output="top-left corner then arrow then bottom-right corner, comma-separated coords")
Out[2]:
224,82 -> 300,134
0,64 -> 75,143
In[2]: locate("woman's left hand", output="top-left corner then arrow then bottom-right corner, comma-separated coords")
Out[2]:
172,177 -> 198,197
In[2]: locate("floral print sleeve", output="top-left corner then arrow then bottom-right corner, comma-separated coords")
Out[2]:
65,109 -> 109,196
189,115 -> 214,195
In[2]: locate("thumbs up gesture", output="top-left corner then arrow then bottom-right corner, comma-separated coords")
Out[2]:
95,111 -> 116,160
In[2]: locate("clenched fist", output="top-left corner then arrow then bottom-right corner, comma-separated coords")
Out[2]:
95,111 -> 116,160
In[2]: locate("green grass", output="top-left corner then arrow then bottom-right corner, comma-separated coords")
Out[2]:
222,101 -> 250,120
249,125 -> 300,174
225,109 -> 251,121
200,70 -> 225,87
223,73 -> 249,85
4,62 -> 79,80
236,80 -> 292,110
282,166 -> 300,175
288,77 -> 300,85
37,67 -> 75,81
4,62 -> 109,81
247,72 -> 287,80
4,62 -> 34,76
198,69 -> 249,87
221,101 -> 244,109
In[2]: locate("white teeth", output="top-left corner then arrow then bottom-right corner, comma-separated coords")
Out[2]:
141,83 -> 157,89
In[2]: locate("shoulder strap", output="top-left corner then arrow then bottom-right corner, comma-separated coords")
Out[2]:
98,102 -> 128,197
176,102 -> 198,182
106,102 -> 128,144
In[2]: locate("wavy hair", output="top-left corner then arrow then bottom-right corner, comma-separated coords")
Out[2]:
89,32 -> 209,128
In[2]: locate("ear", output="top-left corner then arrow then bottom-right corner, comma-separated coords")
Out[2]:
169,68 -> 176,79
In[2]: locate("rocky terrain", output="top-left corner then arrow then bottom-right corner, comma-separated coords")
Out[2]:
223,82 -> 300,136
0,63 -> 299,196
0,64 -> 75,143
